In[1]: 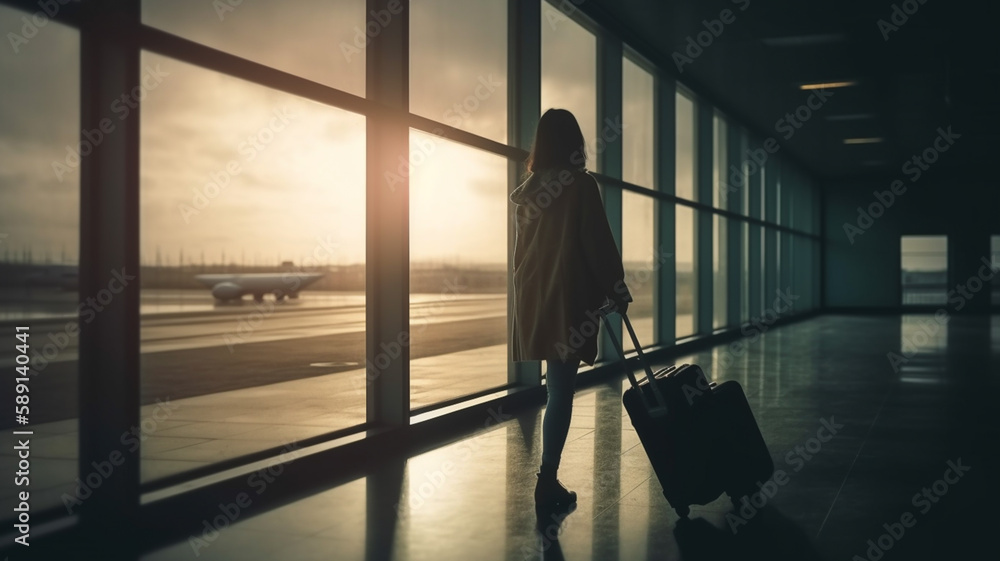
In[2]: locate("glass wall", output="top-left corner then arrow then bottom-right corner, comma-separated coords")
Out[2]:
0,3 -> 80,514
410,0 -> 507,143
621,56 -> 656,349
676,91 -> 698,337
675,206 -> 697,338
139,52 -> 367,481
541,2 -> 597,170
713,215 -> 728,329
901,236 -> 948,305
142,0 -> 366,96
408,0 -> 510,404
742,221 -> 750,322
9,0 -> 826,514
408,132 -> 509,407
676,93 -> 696,201
713,113 -> 727,208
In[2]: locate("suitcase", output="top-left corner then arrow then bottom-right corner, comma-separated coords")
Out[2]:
599,306 -> 774,518
710,380 -> 775,502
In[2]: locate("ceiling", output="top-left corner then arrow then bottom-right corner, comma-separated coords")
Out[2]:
586,0 -> 1000,182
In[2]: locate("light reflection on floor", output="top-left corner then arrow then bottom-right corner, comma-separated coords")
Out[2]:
131,314 -> 998,560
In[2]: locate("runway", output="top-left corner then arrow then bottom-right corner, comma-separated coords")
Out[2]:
0,289 -> 507,426
0,288 -> 654,426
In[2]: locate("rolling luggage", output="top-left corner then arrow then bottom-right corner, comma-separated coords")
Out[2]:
598,306 -> 773,517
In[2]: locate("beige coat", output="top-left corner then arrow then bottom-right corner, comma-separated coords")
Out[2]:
510,168 -> 631,366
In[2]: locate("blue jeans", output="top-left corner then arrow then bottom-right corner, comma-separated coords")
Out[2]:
541,358 -> 581,472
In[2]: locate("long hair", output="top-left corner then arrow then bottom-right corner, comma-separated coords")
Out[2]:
525,108 -> 587,175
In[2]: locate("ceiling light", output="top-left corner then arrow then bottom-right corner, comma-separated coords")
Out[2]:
844,137 -> 885,145
799,80 -> 858,90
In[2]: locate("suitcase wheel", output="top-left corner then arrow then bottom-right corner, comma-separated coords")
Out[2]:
675,505 -> 690,518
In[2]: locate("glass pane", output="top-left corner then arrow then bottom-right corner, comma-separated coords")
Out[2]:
712,113 -> 727,208
622,56 -> 654,188
783,233 -> 794,300
541,3 -> 597,170
139,52 -> 366,482
621,55 -> 656,350
0,4 -> 79,514
760,226 -> 766,318
776,168 -> 783,225
759,161 -> 767,220
410,0 -> 507,143
676,206 -> 696,338
142,0 -> 366,97
742,221 -> 749,321
713,215 -> 727,328
785,175 -> 796,229
740,129 -> 750,215
901,236 -> 948,305
675,93 -> 696,200
622,192 -> 655,350
409,131 -> 508,408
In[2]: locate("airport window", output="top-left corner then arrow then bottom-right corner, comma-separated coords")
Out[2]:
712,112 -> 727,208
620,194 -> 656,349
675,92 -> 696,201
759,225 -> 766,317
541,1 -> 598,171
142,0 -> 367,97
622,55 -> 656,349
138,52 -> 368,481
740,128 -> 750,216
0,3 -> 80,514
713,215 -> 728,329
775,230 -> 783,299
775,169 -> 782,226
742,221 -> 750,322
409,0 -> 507,144
2,0 -> 831,524
408,130 -> 509,408
676,206 -> 697,338
622,56 -> 655,189
901,235 -> 948,305
759,159 -> 767,221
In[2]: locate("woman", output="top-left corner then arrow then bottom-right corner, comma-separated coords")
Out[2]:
510,108 -> 632,509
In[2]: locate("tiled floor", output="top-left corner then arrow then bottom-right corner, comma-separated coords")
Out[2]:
132,314 -> 1000,560
45,315 -> 1000,559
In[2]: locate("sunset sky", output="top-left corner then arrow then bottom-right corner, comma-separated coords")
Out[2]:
2,1 -> 665,270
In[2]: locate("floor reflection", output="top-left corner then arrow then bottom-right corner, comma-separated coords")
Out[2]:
127,314 -> 998,560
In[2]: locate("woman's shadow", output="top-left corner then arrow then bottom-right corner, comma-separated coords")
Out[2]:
532,503 -> 575,561
673,506 -> 828,561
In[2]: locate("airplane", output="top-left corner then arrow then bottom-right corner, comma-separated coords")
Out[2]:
195,272 -> 324,302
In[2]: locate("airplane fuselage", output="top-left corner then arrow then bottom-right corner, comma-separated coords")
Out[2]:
195,272 -> 324,302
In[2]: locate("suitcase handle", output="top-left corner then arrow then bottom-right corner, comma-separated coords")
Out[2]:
598,303 -> 669,417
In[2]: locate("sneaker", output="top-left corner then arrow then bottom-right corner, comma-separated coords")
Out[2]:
534,471 -> 577,508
